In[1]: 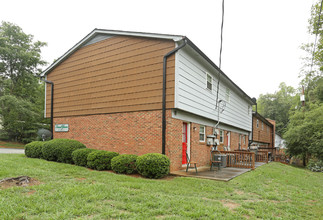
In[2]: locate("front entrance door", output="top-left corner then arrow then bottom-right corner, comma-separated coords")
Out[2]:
182,122 -> 188,164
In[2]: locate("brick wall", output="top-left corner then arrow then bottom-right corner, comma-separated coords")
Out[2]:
54,110 -> 186,171
252,115 -> 274,147
54,110 -> 164,155
53,110 -> 251,171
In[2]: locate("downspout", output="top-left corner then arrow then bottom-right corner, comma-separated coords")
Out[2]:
162,38 -> 187,155
42,79 -> 54,139
249,98 -> 257,149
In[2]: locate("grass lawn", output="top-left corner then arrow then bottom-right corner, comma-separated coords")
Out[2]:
0,154 -> 322,219
0,141 -> 25,149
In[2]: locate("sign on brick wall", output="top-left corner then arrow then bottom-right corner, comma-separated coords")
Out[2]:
55,124 -> 69,132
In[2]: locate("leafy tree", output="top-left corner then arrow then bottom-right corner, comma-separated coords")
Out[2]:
284,102 -> 323,165
285,1 -> 323,165
0,21 -> 48,142
0,21 -> 47,98
0,95 -> 39,142
256,82 -> 297,135
300,1 -> 323,91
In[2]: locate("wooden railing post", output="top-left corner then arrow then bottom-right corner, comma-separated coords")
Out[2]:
252,152 -> 255,170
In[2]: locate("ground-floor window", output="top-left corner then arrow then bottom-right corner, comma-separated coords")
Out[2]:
199,125 -> 205,142
220,130 -> 224,143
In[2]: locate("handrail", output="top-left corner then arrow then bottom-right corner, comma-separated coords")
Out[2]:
256,150 -> 269,163
220,151 -> 255,170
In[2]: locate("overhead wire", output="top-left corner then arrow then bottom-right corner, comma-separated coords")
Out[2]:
216,0 -> 225,110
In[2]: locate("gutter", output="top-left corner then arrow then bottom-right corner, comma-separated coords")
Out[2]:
162,38 -> 187,155
42,79 -> 54,139
249,98 -> 257,149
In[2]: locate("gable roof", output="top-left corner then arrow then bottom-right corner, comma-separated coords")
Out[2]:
42,28 -> 255,104
252,112 -> 274,128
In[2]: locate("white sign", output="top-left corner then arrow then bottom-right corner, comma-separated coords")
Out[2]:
55,124 -> 69,132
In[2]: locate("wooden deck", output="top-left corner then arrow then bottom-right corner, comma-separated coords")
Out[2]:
171,162 -> 266,181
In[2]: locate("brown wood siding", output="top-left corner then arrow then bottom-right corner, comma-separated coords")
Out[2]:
46,36 -> 175,118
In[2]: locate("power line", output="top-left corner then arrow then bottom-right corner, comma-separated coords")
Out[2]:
216,0 -> 225,109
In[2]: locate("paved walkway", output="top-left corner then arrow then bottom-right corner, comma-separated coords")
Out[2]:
0,148 -> 25,154
171,162 -> 266,181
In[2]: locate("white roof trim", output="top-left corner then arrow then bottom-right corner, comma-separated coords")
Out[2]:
42,29 -> 184,76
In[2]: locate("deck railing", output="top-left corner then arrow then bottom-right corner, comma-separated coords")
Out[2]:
256,150 -> 269,163
220,151 -> 255,170
273,154 -> 289,164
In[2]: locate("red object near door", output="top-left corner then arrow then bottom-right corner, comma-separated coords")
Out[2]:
182,123 -> 188,164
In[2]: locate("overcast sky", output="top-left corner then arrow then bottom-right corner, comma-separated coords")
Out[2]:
1,0 -> 316,98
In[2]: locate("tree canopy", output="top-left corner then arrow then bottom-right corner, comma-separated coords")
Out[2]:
0,21 -> 48,142
284,0 -> 323,165
256,82 -> 297,135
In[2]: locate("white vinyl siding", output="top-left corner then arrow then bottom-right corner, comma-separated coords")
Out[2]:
175,48 -> 252,132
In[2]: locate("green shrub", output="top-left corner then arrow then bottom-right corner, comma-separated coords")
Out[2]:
72,148 -> 97,167
24,141 -> 45,158
87,151 -> 119,171
307,159 -> 323,172
56,139 -> 86,164
111,154 -> 138,174
42,140 -> 60,161
42,139 -> 86,163
136,153 -> 170,179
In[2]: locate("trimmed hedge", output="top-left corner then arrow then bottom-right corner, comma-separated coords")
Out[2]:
87,151 -> 119,171
42,140 -> 60,161
72,148 -> 97,167
136,153 -> 170,179
111,154 -> 138,174
24,141 -> 45,158
56,139 -> 86,163
42,139 -> 86,163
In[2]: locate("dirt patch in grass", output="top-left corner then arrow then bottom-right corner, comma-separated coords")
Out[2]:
0,176 -> 41,189
235,190 -> 244,195
220,200 -> 240,211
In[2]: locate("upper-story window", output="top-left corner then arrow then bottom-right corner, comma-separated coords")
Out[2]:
225,88 -> 230,103
262,122 -> 264,130
256,119 -> 259,128
206,73 -> 212,91
199,125 -> 205,142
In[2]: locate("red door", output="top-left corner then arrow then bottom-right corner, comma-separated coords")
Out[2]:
182,123 -> 188,164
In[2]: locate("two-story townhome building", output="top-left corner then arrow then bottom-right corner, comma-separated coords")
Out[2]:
250,112 -> 275,155
43,29 -> 255,171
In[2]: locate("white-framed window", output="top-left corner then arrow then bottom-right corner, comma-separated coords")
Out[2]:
256,119 -> 259,128
243,135 -> 246,145
206,73 -> 212,91
199,125 -> 205,142
225,87 -> 230,103
262,122 -> 264,130
220,130 -> 224,143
